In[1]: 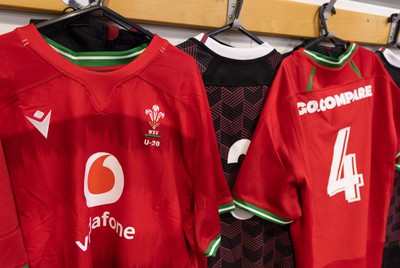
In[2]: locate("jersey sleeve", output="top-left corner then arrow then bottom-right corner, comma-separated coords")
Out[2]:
394,95 -> 400,170
231,64 -> 303,225
181,63 -> 233,257
192,66 -> 234,215
393,81 -> 400,170
190,116 -> 226,257
0,141 -> 28,267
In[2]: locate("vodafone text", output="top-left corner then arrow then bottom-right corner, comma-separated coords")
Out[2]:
297,85 -> 372,116
75,211 -> 135,252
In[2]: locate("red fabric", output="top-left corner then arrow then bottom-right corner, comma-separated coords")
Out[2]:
233,45 -> 400,267
0,143 -> 28,267
107,24 -> 120,41
0,24 -> 232,267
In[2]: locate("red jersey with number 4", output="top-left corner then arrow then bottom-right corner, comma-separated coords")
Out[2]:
0,24 -> 233,268
232,43 -> 400,268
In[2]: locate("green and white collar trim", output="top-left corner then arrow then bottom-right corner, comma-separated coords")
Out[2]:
43,35 -> 147,67
303,43 -> 357,68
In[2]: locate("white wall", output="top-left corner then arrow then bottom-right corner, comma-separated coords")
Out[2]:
0,0 -> 399,55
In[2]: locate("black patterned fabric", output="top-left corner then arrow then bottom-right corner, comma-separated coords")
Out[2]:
177,36 -> 294,268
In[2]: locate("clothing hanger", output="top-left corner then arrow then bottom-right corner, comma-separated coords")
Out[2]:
206,0 -> 264,45
386,13 -> 400,49
36,0 -> 153,41
302,0 -> 348,50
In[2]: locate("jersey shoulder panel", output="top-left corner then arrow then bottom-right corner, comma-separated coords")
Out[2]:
0,27 -> 59,100
176,38 -> 213,75
376,48 -> 400,88
138,42 -> 206,112
353,46 -> 391,78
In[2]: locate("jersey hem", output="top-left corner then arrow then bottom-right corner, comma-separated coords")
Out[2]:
204,234 -> 221,257
218,202 -> 235,214
233,197 -> 292,225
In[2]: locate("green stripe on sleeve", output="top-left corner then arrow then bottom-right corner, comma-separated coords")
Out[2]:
233,197 -> 292,225
350,60 -> 362,79
204,235 -> 221,257
218,202 -> 235,214
306,66 -> 317,92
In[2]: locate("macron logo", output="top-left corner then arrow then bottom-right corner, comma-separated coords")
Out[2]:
25,110 -> 52,139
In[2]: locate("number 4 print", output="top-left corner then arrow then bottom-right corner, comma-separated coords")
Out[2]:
327,127 -> 364,203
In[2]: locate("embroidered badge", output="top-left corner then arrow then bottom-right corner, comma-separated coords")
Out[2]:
144,105 -> 165,147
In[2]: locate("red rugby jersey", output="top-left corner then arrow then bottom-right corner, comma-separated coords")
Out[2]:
0,24 -> 233,268
233,43 -> 400,268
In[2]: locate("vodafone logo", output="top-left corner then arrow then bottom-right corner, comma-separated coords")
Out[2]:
77,153 -> 134,252
84,153 -> 124,208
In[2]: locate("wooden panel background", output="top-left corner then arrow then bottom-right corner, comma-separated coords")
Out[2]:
0,0 -> 395,45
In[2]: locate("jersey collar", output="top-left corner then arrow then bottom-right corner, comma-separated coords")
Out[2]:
42,35 -> 148,68
193,33 -> 274,60
16,24 -> 167,82
378,47 -> 400,69
301,43 -> 357,68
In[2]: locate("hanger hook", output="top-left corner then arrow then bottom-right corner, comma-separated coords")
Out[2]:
229,0 -> 243,30
387,13 -> 400,46
234,0 -> 243,20
319,1 -> 337,37
89,0 -> 104,6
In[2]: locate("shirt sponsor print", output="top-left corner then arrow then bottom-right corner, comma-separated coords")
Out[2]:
76,152 -> 135,252
297,85 -> 372,116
